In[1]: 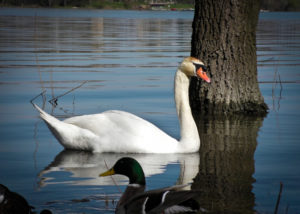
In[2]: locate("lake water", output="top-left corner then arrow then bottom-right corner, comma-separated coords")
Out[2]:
0,8 -> 299,214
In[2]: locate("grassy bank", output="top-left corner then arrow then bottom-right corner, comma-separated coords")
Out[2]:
88,1 -> 143,10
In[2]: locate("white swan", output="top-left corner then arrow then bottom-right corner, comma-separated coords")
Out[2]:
33,57 -> 210,153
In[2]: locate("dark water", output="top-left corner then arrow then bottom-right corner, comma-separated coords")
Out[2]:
0,8 -> 299,213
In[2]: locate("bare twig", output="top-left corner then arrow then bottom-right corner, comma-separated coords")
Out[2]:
274,182 -> 283,214
48,80 -> 88,106
271,58 -> 283,112
104,159 -> 122,194
272,64 -> 278,111
33,121 -> 39,170
285,204 -> 289,214
30,90 -> 47,104
34,14 -> 46,94
277,74 -> 283,111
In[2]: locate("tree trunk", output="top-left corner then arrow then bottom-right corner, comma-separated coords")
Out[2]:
190,0 -> 268,115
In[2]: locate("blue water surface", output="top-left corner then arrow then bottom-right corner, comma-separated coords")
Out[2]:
0,8 -> 299,213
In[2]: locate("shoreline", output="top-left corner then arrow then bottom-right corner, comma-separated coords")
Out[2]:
1,5 -> 299,12
0,6 -> 195,12
0,2 -> 194,11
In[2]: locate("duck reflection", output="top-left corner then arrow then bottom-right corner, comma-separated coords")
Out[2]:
38,151 -> 199,189
192,114 -> 265,214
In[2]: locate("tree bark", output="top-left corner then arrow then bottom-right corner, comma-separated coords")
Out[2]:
190,0 -> 268,115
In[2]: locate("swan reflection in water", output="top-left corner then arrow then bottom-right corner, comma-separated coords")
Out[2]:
38,151 -> 199,189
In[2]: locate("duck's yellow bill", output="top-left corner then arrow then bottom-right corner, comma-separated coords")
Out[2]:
99,168 -> 115,177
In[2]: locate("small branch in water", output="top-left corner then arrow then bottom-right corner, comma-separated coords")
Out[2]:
272,63 -> 278,111
274,182 -> 283,214
277,74 -> 282,111
271,59 -> 283,112
30,90 -> 47,104
48,80 -> 88,107
104,159 -> 122,194
285,204 -> 289,214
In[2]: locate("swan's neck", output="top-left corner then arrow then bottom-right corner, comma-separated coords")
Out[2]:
174,70 -> 200,152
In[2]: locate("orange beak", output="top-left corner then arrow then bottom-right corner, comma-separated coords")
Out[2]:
196,67 -> 211,83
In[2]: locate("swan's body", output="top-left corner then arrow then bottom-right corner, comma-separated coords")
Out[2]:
34,57 -> 210,153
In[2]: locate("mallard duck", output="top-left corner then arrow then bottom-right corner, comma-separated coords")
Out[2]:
0,184 -> 52,214
33,57 -> 210,153
99,157 -> 200,213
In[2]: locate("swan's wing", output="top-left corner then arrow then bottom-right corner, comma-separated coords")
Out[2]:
34,103 -> 178,153
63,110 -> 152,136
64,110 -> 178,153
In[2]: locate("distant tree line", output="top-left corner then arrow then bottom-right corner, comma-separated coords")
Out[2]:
261,0 -> 300,11
1,0 -> 300,11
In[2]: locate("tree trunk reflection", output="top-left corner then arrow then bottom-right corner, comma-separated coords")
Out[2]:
192,115 -> 265,214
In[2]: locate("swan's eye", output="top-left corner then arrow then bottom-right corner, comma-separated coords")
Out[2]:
193,63 -> 207,72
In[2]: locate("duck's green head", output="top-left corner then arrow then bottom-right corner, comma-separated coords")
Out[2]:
99,157 -> 146,185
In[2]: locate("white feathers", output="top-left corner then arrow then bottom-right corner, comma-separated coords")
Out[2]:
0,194 -> 4,203
161,191 -> 170,204
142,197 -> 149,214
164,205 -> 196,213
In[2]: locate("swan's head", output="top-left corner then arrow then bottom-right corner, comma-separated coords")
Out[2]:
179,57 -> 211,83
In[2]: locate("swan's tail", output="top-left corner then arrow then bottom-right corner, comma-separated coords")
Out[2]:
33,103 -> 68,144
33,103 -> 61,126
32,103 -> 96,151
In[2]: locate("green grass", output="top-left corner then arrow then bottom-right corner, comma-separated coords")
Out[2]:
89,0 -> 141,9
169,3 -> 194,9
